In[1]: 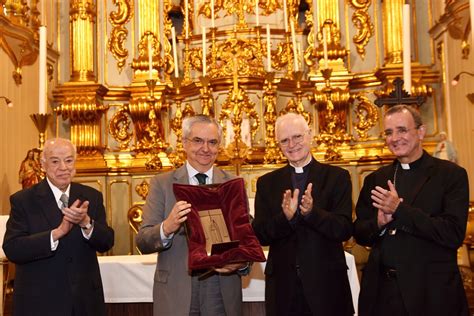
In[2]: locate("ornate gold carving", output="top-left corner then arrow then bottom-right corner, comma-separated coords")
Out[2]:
0,6 -> 41,85
135,180 -> 150,200
131,32 -> 164,81
280,72 -> 311,125
208,35 -> 265,79
108,0 -> 133,73
272,41 -> 291,72
70,0 -> 97,82
353,94 -> 378,140
313,69 -> 351,161
349,0 -> 374,60
263,72 -> 283,163
219,85 -> 260,143
109,106 -> 133,150
55,84 -> 109,156
199,76 -> 214,115
381,0 -> 403,65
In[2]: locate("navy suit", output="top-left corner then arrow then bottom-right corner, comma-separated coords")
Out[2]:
3,179 -> 114,316
354,153 -> 469,316
252,159 -> 354,316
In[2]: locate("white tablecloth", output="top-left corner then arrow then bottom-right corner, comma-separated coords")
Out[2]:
99,252 -> 360,311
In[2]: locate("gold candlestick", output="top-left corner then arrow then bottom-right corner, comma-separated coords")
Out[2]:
284,32 -> 294,78
211,27 -> 217,75
183,38 -> 192,84
145,79 -> 158,99
199,75 -> 214,116
263,72 -> 283,163
30,113 -> 52,150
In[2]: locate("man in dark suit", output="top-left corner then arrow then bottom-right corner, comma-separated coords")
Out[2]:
136,115 -> 247,316
3,138 -> 114,316
354,104 -> 469,316
252,113 -> 354,316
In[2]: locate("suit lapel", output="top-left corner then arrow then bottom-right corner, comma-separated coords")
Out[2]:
173,165 -> 190,184
36,179 -> 62,229
213,167 -> 230,184
307,159 -> 323,194
277,165 -> 293,192
404,156 -> 433,205
68,182 -> 82,207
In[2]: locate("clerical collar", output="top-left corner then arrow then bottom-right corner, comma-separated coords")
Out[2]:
290,157 -> 312,174
396,151 -> 426,171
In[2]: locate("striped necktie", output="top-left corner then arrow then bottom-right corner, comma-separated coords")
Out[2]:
59,193 -> 69,209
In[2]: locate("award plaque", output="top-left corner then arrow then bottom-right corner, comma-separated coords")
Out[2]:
173,178 -> 266,270
198,208 -> 232,254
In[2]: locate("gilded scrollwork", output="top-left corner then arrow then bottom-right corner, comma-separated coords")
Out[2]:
263,73 -> 283,163
198,0 -> 280,21
135,180 -> 150,200
219,86 -> 260,145
109,106 -> 133,150
162,0 -> 174,78
349,0 -> 374,60
353,94 -> 378,140
272,41 -> 291,71
108,0 -> 133,73
213,38 -> 265,78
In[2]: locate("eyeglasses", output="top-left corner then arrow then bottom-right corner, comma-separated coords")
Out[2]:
277,130 -> 309,147
185,137 -> 220,148
383,127 -> 419,138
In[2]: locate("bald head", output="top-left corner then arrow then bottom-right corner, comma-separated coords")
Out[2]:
42,138 -> 76,163
275,113 -> 309,140
275,113 -> 312,167
41,138 -> 77,191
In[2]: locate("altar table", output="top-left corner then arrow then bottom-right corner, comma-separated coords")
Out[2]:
98,251 -> 360,312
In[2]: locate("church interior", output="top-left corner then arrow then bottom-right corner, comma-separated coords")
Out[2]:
1,0 -> 474,314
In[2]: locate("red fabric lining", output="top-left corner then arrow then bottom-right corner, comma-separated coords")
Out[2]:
173,178 -> 266,270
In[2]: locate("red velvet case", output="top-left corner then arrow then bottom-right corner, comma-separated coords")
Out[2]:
173,178 -> 266,270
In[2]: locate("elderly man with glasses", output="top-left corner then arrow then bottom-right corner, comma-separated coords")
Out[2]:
136,115 -> 248,316
252,112 -> 354,316
354,104 -> 469,316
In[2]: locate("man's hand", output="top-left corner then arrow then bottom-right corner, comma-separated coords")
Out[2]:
371,180 -> 402,215
377,209 -> 393,228
300,183 -> 313,216
51,217 -> 73,241
214,262 -> 247,274
282,189 -> 299,220
62,199 -> 89,225
162,200 -> 192,236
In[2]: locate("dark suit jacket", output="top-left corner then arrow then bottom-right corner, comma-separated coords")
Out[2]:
252,159 -> 354,316
354,152 -> 469,316
136,165 -> 243,316
3,179 -> 114,316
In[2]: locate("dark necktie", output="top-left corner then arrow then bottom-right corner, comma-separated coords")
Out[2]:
195,173 -> 208,185
60,193 -> 69,209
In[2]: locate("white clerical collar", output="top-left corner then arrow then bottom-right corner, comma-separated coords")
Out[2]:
289,156 -> 313,174
186,162 -> 213,184
400,163 -> 410,170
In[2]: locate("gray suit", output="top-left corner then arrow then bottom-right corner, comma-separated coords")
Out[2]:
136,165 -> 242,316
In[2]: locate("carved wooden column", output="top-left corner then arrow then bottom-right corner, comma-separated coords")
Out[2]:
54,0 -> 108,166
381,0 -> 404,65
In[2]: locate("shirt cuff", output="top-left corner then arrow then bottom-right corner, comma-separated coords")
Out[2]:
50,232 -> 59,251
160,223 -> 174,248
81,226 -> 94,240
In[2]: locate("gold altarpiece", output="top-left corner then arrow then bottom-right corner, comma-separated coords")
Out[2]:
2,0 -> 467,257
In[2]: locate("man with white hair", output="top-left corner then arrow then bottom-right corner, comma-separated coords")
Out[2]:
252,113 -> 354,316
3,138 -> 114,316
